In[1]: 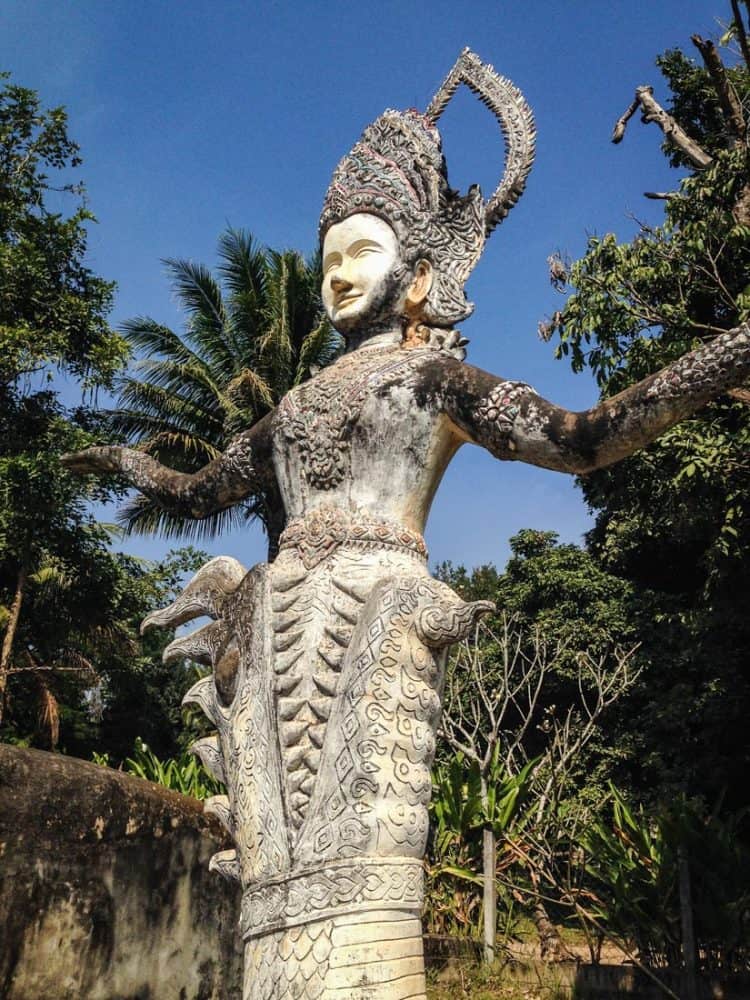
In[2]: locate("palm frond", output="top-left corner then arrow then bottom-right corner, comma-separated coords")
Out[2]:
112,381 -> 225,442
118,317 -> 205,368
144,430 -> 223,466
119,362 -> 226,431
162,258 -> 237,380
126,356 -> 215,394
118,491 -> 254,542
115,228 -> 338,549
225,366 -> 276,413
50,648 -> 97,675
294,317 -> 343,385
107,410 -> 223,461
217,227 -> 267,301
29,563 -> 71,591
36,676 -> 60,750
259,250 -> 295,384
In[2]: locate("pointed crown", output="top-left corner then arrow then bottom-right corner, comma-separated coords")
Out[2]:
319,49 -> 536,326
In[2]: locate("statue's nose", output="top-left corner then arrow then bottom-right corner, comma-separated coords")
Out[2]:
330,275 -> 352,293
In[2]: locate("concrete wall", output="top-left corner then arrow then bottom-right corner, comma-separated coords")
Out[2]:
0,746 -> 242,1000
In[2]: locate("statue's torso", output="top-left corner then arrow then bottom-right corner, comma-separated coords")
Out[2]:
271,345 -> 458,534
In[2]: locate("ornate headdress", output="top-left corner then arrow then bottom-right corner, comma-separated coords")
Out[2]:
319,49 -> 536,327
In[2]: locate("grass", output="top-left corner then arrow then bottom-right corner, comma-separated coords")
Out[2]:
426,961 -> 573,1000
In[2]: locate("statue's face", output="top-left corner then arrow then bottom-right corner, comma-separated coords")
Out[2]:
321,214 -> 405,334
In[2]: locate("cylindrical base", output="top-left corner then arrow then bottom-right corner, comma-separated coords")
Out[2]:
243,908 -> 426,999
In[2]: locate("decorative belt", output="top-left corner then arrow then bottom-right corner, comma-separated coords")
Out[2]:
241,856 -> 425,939
278,504 -> 428,569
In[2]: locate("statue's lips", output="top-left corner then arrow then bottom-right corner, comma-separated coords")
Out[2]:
334,293 -> 362,309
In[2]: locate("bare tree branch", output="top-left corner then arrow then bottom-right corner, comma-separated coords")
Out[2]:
440,615 -> 641,964
692,34 -> 746,146
612,86 -> 713,169
611,96 -> 640,144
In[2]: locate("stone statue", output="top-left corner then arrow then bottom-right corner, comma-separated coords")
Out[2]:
64,51 -> 750,999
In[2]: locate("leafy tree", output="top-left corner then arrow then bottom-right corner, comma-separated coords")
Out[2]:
0,72 -> 132,730
440,529 -> 750,810
438,532 -> 645,788
539,8 -> 750,810
541,14 -> 750,590
0,74 -> 208,760
3,539 -> 207,762
0,72 -> 125,386
110,229 -> 342,550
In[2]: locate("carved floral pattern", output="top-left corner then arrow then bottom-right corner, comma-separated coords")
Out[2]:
277,347 -> 422,490
473,380 -> 532,457
241,857 -> 424,938
279,504 -> 428,569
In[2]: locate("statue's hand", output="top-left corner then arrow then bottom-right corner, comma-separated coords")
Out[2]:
61,446 -> 125,476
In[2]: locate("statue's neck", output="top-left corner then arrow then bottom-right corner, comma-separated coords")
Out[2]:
344,322 -> 403,353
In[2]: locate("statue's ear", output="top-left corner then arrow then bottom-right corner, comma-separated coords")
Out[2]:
405,259 -> 434,313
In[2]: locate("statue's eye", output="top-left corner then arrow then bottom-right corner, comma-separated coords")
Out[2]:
355,246 -> 377,258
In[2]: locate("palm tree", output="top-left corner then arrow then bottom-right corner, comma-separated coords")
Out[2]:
110,229 -> 341,556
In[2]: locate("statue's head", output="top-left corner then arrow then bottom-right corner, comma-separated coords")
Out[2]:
321,212 -> 433,337
319,50 -> 537,348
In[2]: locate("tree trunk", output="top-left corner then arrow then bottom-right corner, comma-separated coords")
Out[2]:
0,566 -> 27,725
533,900 -> 574,963
679,843 -> 699,1000
483,825 -> 497,964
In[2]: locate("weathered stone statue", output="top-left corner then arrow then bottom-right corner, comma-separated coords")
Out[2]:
64,51 -> 750,999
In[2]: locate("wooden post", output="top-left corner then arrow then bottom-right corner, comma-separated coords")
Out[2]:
679,842 -> 699,1000
483,824 -> 497,964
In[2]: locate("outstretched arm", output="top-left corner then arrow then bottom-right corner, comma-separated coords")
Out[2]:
63,411 -> 275,519
441,324 -> 750,474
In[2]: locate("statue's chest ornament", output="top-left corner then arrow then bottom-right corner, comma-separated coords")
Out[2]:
278,348 -> 419,490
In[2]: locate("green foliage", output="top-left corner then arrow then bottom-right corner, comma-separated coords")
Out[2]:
656,47 -> 750,167
431,750 -> 536,858
2,542 -> 208,759
538,12 -> 750,812
122,736 -> 222,800
439,531 -> 750,814
581,786 -> 681,964
425,750 -> 536,940
546,35 -> 750,593
0,71 -> 150,753
111,228 -> 342,543
0,74 -> 213,762
553,149 -> 750,389
0,72 -> 126,387
438,534 -> 645,796
581,786 -> 750,969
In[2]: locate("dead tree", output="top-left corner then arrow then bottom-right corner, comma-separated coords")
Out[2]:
440,613 -> 639,965
612,14 -> 750,225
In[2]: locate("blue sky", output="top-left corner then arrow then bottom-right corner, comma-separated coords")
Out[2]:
2,0 -> 727,572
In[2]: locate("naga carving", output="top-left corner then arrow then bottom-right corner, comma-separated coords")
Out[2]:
64,47 -> 750,1000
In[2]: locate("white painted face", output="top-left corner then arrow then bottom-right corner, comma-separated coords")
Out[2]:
321,214 -> 404,332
